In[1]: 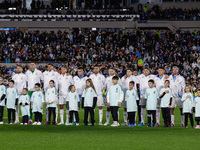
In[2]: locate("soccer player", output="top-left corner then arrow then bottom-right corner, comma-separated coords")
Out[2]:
145,79 -> 159,127
26,62 -> 43,124
168,66 -> 185,127
137,67 -> 155,126
66,85 -> 80,126
0,77 -> 6,124
194,89 -> 200,129
154,67 -> 168,126
6,80 -> 19,124
121,68 -> 139,126
107,76 -> 123,127
31,83 -> 45,125
82,79 -> 97,126
181,85 -> 194,128
104,68 -> 120,126
159,80 -> 172,127
45,80 -> 58,125
89,65 -> 106,125
43,64 -> 59,124
19,88 -> 30,125
12,65 -> 28,124
125,81 -> 139,127
57,66 -> 74,125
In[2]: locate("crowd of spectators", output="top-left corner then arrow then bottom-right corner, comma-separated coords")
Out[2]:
0,28 -> 200,90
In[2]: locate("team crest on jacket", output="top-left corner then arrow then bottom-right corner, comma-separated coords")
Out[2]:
99,77 -> 101,80
1,88 -> 3,91
75,95 -> 77,99
153,91 -> 156,94
38,94 -> 41,97
132,93 -> 134,96
21,77 -> 23,80
65,77 -> 68,80
116,87 -> 118,93
36,72 -> 38,75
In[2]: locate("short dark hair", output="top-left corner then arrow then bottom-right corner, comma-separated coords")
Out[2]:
165,80 -> 170,84
127,68 -> 133,72
35,83 -> 40,87
69,85 -> 75,91
143,67 -> 149,71
129,81 -> 135,86
158,67 -> 165,70
23,88 -> 28,92
78,67 -> 84,71
94,65 -> 99,68
112,76 -> 119,80
16,65 -> 23,69
197,88 -> 200,92
9,80 -> 15,84
148,79 -> 154,84
49,80 -> 55,84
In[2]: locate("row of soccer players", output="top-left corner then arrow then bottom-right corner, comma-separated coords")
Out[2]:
1,62 -> 194,127
0,76 -> 200,128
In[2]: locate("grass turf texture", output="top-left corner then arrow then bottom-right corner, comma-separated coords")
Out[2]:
0,107 -> 200,150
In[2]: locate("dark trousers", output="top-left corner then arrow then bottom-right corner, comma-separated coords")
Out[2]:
128,112 -> 136,124
22,115 -> 28,124
147,110 -> 156,126
69,111 -> 79,123
184,113 -> 194,127
34,112 -> 42,122
161,107 -> 171,126
137,100 -> 141,123
0,106 -> 4,121
48,107 -> 56,124
84,107 -> 95,125
8,109 -> 15,123
195,117 -> 200,125
110,106 -> 118,122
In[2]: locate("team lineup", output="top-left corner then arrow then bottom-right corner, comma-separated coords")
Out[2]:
0,62 -> 200,128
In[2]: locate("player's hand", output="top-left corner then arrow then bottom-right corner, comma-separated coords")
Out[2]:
165,90 -> 169,93
31,105 -> 33,109
186,95 -> 190,99
107,102 -> 110,106
169,105 -> 171,108
22,103 -> 25,107
78,107 -> 80,110
46,102 -> 49,104
0,100 -> 1,103
40,105 -> 43,109
118,102 -> 121,106
15,105 -> 17,107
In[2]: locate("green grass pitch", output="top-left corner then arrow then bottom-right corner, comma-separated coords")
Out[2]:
0,107 -> 200,150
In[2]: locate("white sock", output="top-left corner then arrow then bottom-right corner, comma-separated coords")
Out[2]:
74,114 -> 76,122
135,113 -> 137,124
106,111 -> 110,123
171,115 -> 174,124
124,111 -> 127,123
99,109 -> 103,123
55,107 -> 58,122
181,115 -> 184,124
60,109 -> 64,123
141,108 -> 146,123
66,109 -> 69,123
118,111 -> 119,121
156,109 -> 160,123
46,108 -> 48,121
15,106 -> 19,122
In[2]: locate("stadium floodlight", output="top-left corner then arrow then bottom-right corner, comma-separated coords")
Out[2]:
92,28 -> 97,31
8,7 -> 17,10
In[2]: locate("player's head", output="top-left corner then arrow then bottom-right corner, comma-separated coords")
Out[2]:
126,68 -> 133,77
197,89 -> 200,97
129,81 -> 135,90
172,66 -> 179,75
164,80 -> 170,88
0,77 -> 3,85
49,80 -> 55,88
22,88 -> 28,95
185,85 -> 192,93
34,83 -> 41,91
48,64 -> 54,71
16,65 -> 23,73
9,80 -> 15,88
61,66 -> 67,74
112,76 -> 119,85
69,85 -> 75,93
148,79 -> 154,88
143,67 -> 150,76
30,62 -> 36,70
77,67 -> 84,77
109,68 -> 116,76
158,67 -> 165,76
93,65 -> 99,74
